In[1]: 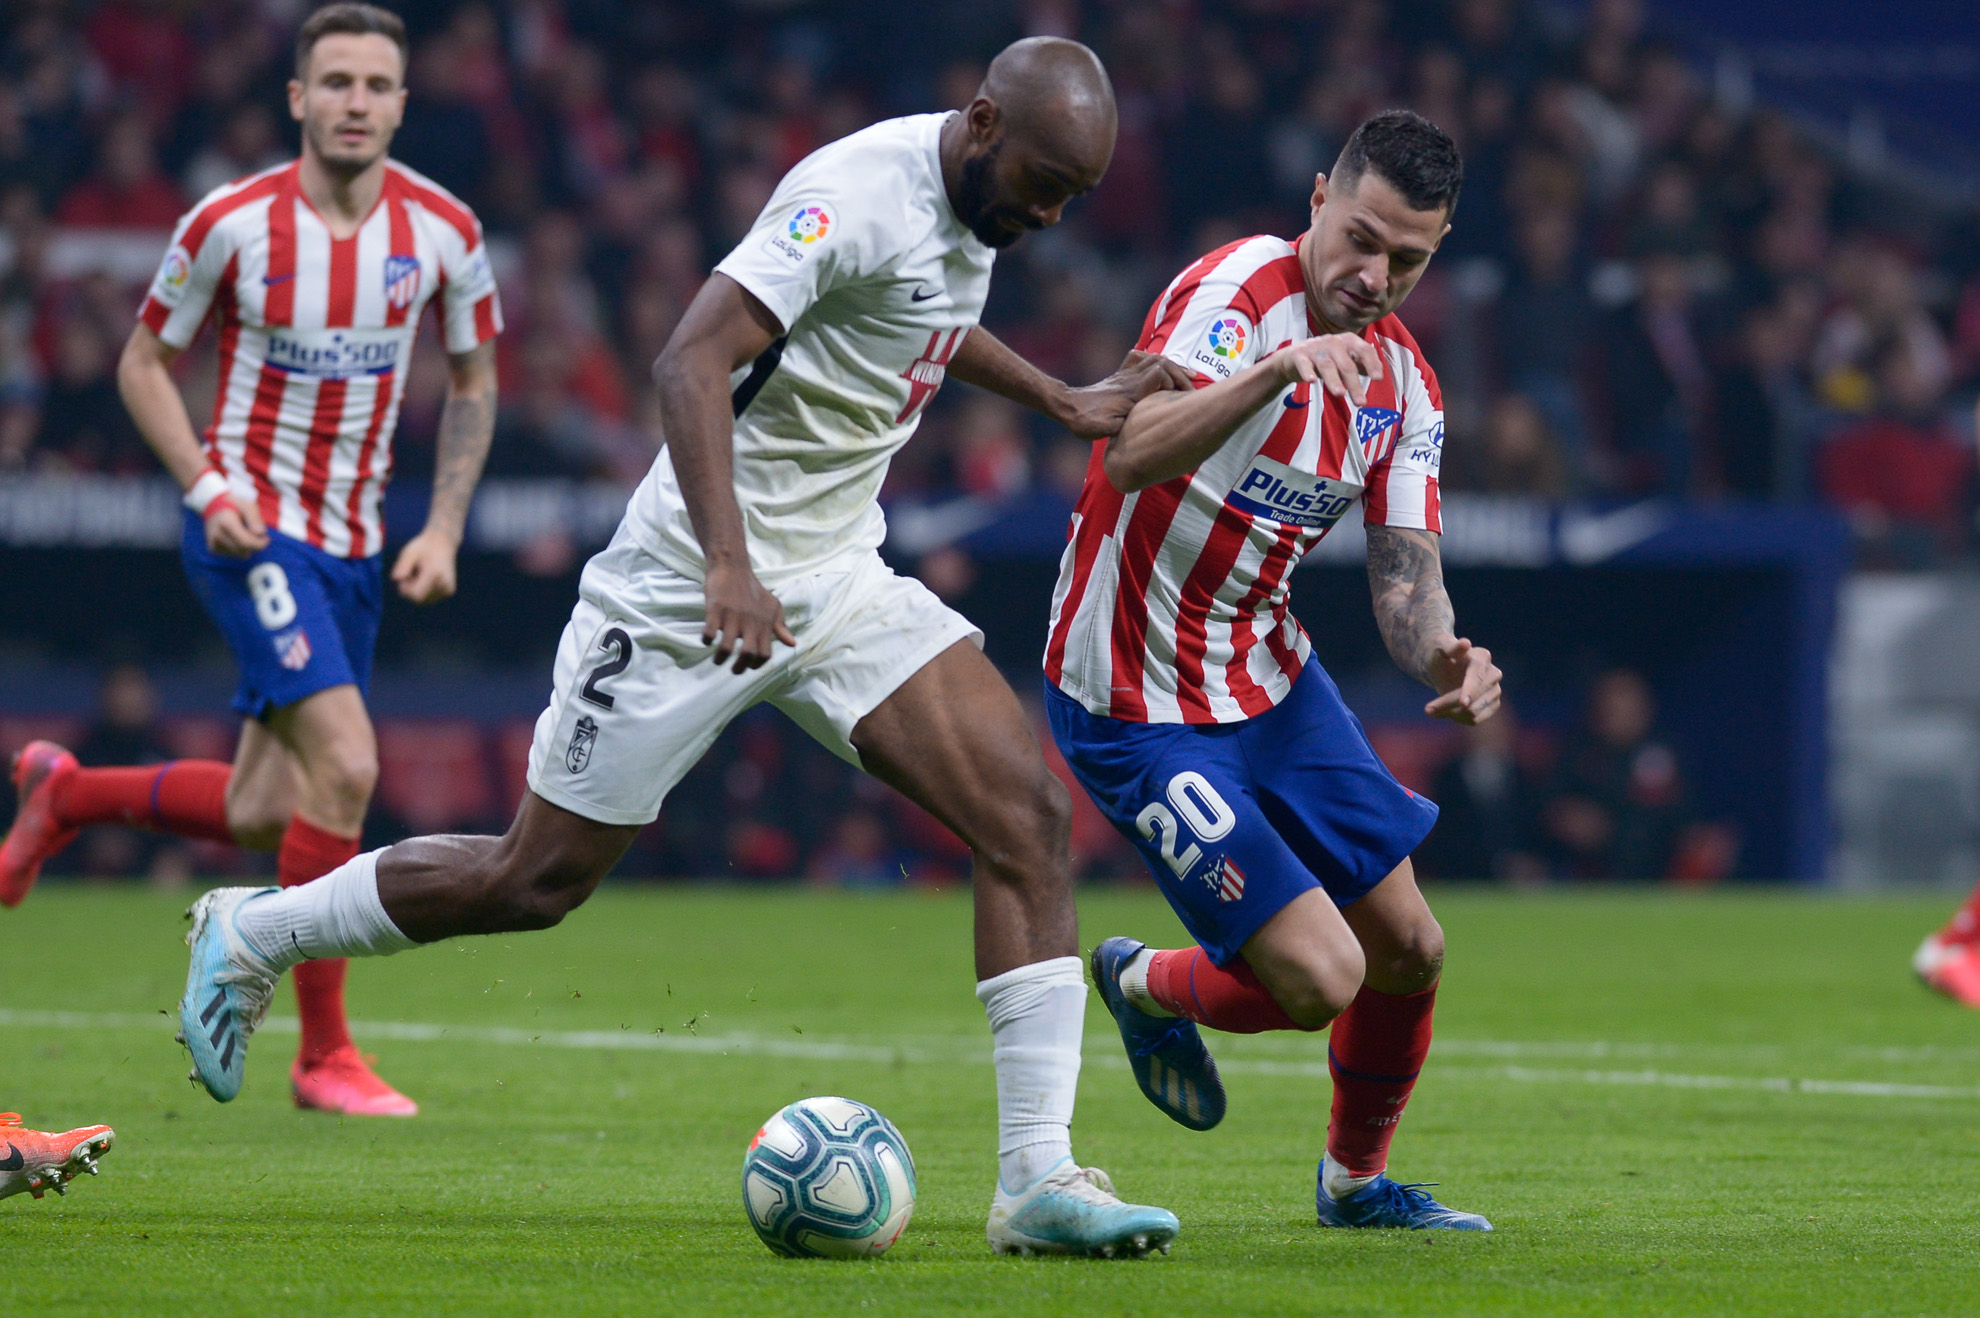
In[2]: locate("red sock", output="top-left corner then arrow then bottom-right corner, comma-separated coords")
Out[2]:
1144,947 -> 1320,1034
278,816 -> 361,1066
1326,983 -> 1438,1176
1946,879 -> 1980,943
52,761 -> 234,843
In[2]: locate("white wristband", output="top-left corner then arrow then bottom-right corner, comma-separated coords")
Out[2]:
183,469 -> 232,516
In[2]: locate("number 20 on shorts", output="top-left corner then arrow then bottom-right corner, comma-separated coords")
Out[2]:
1136,771 -> 1237,878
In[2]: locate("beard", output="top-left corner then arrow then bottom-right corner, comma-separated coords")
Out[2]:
956,141 -> 1026,249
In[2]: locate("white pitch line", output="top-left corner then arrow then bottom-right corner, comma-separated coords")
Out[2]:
3,1008 -> 1975,1102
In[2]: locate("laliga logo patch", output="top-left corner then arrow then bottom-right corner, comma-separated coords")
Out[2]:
788,206 -> 831,244
383,254 -> 421,311
1353,406 -> 1403,457
1206,317 -> 1247,359
566,714 -> 598,775
1189,315 -> 1250,380
162,249 -> 190,289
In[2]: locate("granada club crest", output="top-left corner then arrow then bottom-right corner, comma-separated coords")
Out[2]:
383,254 -> 421,311
1205,317 -> 1248,359
787,206 -> 831,244
566,714 -> 598,774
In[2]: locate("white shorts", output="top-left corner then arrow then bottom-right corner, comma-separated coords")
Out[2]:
526,532 -> 982,826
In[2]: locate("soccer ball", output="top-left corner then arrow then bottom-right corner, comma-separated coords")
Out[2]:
741,1096 -> 916,1259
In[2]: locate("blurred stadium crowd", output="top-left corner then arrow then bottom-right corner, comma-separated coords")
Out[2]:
6,0 -> 1980,551
2,0 -> 1972,884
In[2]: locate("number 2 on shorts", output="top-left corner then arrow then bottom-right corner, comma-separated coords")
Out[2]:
1135,771 -> 1237,878
579,627 -> 633,710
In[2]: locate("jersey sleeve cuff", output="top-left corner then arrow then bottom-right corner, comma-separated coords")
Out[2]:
711,262 -> 796,336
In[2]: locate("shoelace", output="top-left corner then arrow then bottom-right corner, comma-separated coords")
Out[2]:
1364,1179 -> 1443,1215
1045,1165 -> 1121,1206
0,1114 -> 20,1127
214,965 -> 276,1037
1129,1017 -> 1202,1060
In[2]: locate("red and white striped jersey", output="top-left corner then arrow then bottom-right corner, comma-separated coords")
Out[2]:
1044,234 -> 1445,724
139,159 -> 502,558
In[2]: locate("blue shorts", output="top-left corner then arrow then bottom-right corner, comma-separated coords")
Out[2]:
181,512 -> 382,720
1046,660 -> 1438,965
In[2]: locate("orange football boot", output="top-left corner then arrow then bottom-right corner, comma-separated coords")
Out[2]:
0,1113 -> 114,1201
1,741 -> 80,908
292,1046 -> 419,1117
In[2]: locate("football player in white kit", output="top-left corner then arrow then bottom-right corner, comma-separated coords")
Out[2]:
176,38 -> 1190,1257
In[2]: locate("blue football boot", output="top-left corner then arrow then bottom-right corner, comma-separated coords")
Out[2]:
177,886 -> 283,1102
987,1161 -> 1179,1257
1316,1165 -> 1493,1231
1090,936 -> 1226,1131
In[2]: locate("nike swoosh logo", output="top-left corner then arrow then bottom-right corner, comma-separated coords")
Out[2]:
263,273 -> 295,286
1282,396 -> 1309,409
0,1143 -> 22,1172
910,286 -> 939,302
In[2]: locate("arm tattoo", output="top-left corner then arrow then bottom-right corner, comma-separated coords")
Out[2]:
429,343 -> 497,538
1365,524 -> 1455,687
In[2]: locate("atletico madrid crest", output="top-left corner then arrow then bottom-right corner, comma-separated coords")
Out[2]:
1206,855 -> 1245,903
383,254 -> 421,311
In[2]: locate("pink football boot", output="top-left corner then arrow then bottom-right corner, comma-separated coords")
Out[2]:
1,742 -> 80,908
292,1046 -> 419,1117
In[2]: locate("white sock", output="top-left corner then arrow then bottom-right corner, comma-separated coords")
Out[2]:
1322,1151 -> 1382,1200
234,848 -> 418,970
977,955 -> 1086,1193
1118,947 -> 1176,1017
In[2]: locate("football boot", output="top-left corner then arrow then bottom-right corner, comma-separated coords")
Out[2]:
1,741 -> 79,908
178,886 -> 282,1101
987,1160 -> 1178,1257
1090,937 -> 1226,1130
293,1046 -> 418,1117
1316,1165 -> 1493,1231
0,1113 -> 114,1201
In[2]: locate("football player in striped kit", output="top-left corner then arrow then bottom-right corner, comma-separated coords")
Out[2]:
1,5 -> 502,1118
1054,111 -> 1504,1230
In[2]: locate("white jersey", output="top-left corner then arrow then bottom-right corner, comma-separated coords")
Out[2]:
139,159 -> 502,558
620,112 -> 996,583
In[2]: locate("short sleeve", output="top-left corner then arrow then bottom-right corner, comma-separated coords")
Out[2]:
1146,265 -> 1265,388
438,215 -> 502,354
1362,335 -> 1444,533
138,207 -> 230,350
712,155 -> 890,333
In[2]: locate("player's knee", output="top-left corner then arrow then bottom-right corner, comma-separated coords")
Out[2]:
1375,917 -> 1445,993
1272,948 -> 1365,1029
312,743 -> 378,816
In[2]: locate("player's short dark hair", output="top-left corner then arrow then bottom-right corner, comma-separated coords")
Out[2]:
1333,110 -> 1464,218
295,3 -> 408,80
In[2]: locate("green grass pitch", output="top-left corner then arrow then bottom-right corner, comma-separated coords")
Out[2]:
4,883 -> 1978,1315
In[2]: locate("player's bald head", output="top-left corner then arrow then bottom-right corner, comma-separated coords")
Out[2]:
977,37 -> 1117,170
943,38 -> 1115,248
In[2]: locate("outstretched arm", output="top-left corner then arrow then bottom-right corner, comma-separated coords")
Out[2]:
947,327 -> 1192,439
394,340 -> 498,603
1364,523 -> 1502,724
